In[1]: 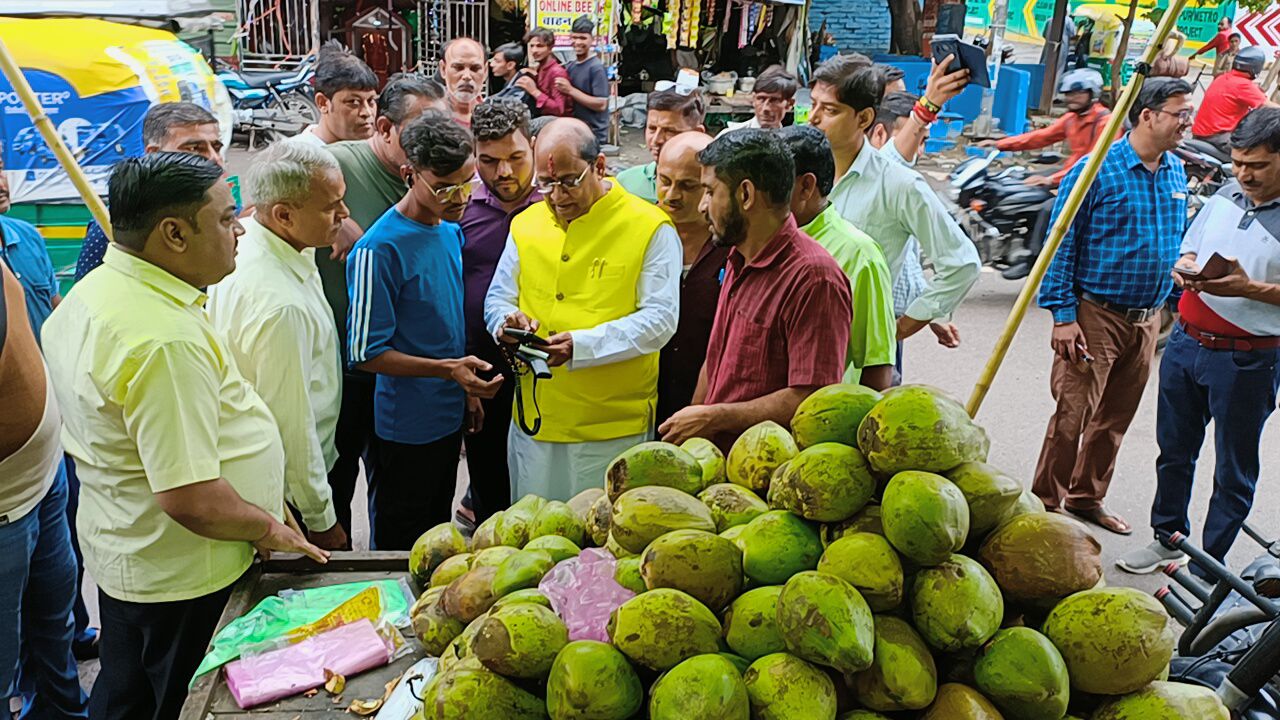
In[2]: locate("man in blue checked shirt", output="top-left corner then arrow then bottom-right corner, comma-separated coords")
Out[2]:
1032,78 -> 1194,536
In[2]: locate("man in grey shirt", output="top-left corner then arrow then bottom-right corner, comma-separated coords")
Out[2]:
560,15 -> 611,145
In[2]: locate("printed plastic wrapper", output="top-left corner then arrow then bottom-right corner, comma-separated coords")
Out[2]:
224,618 -> 397,708
539,548 -> 636,642
191,578 -> 414,682
378,657 -> 439,720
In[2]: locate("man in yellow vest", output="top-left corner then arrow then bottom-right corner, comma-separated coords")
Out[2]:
484,118 -> 681,499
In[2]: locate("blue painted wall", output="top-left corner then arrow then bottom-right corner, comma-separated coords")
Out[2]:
810,0 -> 893,55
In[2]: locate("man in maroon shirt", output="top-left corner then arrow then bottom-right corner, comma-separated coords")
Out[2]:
517,27 -> 573,118
655,131 -> 730,428
457,98 -> 542,523
659,130 -> 852,448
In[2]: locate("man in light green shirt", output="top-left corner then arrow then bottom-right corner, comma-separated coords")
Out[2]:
617,88 -> 705,203
779,125 -> 896,390
208,141 -> 350,549
42,153 -> 328,718
809,56 -> 980,340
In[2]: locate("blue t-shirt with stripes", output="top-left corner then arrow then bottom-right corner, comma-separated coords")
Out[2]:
346,207 -> 466,445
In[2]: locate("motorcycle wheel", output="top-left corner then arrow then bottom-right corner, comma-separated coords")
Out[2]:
268,92 -> 320,142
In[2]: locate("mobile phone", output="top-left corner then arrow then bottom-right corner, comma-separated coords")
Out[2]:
930,34 -> 991,88
502,326 -> 548,346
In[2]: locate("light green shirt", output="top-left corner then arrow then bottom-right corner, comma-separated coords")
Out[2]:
802,204 -> 897,382
43,246 -> 285,603
617,161 -> 658,203
829,140 -> 981,322
208,219 -> 342,531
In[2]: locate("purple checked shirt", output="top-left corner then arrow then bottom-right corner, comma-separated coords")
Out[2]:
459,183 -> 543,360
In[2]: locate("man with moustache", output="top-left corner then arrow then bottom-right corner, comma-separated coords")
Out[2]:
296,40 -> 379,146
347,112 -> 503,548
457,98 -> 542,521
208,141 -> 351,549
485,118 -> 680,499
659,130 -> 851,448
654,131 -> 730,427
717,65 -> 797,136
440,38 -> 488,127
320,73 -> 446,541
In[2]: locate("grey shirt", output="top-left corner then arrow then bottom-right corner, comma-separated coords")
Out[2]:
566,55 -> 610,144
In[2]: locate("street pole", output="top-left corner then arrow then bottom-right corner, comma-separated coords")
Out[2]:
966,0 -> 1192,418
974,0 -> 1009,136
0,38 -> 111,241
1039,0 -> 1071,111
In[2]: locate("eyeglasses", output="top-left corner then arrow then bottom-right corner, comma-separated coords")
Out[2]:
1154,108 -> 1195,123
424,178 -> 476,203
534,165 -> 592,194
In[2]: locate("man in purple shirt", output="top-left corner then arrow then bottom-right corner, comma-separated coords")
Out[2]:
458,98 -> 542,522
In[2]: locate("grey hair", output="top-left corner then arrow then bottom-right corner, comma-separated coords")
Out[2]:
245,140 -> 340,207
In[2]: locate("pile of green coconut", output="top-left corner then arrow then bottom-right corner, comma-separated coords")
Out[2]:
404,384 -> 1224,720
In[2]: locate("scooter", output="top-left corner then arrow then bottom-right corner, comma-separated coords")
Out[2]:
1156,527 -> 1280,718
948,150 -> 1057,271
215,56 -> 319,147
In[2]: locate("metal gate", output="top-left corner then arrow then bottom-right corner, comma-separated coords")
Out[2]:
237,0 -> 320,70
417,0 -> 490,67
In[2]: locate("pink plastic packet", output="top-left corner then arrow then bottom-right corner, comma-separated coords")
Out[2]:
224,618 -> 392,708
539,548 -> 636,642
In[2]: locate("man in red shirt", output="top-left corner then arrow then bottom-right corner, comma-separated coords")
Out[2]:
658,130 -> 852,449
1190,16 -> 1235,65
1192,47 -> 1272,154
517,27 -> 573,118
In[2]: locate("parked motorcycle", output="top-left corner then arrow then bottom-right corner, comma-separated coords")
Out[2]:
215,56 -> 319,146
948,150 -> 1056,271
1175,138 -> 1235,218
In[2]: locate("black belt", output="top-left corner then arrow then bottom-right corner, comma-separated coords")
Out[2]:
1081,292 -> 1162,323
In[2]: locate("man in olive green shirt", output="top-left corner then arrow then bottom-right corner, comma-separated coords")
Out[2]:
319,73 -> 446,539
779,126 -> 896,390
43,153 -> 327,719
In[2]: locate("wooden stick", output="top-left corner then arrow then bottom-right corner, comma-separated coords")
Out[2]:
0,38 -> 112,240
965,0 -> 1192,417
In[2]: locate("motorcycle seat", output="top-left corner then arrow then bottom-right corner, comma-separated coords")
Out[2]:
231,70 -> 302,89
1184,138 -> 1231,164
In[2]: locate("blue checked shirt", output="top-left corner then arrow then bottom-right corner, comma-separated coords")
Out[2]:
1039,136 -> 1187,323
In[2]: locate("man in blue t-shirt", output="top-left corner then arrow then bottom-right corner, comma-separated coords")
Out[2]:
560,15 -> 611,146
346,111 -> 503,549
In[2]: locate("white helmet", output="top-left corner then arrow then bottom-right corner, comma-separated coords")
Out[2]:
1060,68 -> 1103,98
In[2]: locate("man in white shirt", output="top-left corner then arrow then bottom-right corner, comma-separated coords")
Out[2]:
809,55 -> 981,341
1118,107 -> 1280,574
485,118 -> 681,500
718,65 -> 797,137
295,41 -> 379,146
209,141 -> 350,549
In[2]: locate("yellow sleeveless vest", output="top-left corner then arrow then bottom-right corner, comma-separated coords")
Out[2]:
510,181 -> 671,442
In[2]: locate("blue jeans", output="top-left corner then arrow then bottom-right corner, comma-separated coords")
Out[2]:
0,464 -> 89,718
1151,324 -> 1280,564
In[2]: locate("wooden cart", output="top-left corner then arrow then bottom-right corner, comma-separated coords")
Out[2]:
180,552 -> 426,719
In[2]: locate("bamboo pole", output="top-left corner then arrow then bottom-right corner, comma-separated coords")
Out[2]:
965,0 -> 1192,417
0,38 -> 112,240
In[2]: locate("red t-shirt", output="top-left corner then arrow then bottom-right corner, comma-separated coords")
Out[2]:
702,215 -> 852,448
1192,70 -> 1268,137
1178,290 -> 1248,337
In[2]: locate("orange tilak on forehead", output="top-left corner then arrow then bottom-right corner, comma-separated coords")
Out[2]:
547,154 -> 556,175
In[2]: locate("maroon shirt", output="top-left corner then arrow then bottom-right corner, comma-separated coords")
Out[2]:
703,215 -> 852,442
657,239 -> 731,428
533,56 -> 573,117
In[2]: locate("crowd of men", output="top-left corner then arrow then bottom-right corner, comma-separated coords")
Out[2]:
4,26 -> 1280,720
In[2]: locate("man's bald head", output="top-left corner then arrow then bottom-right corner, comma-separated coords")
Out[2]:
657,131 -> 712,226
533,118 -> 606,224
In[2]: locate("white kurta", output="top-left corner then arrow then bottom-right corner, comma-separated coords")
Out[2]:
484,223 -> 682,500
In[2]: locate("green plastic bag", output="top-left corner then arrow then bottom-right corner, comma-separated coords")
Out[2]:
190,579 -> 412,683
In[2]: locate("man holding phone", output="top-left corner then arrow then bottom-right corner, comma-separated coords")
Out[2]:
1119,107 -> 1280,574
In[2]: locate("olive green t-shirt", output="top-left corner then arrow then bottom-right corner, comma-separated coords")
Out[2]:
318,140 -> 404,363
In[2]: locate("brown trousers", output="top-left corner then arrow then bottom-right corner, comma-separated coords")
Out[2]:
1032,300 -> 1159,511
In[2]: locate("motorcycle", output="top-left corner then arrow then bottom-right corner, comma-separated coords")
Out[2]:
1157,527 -> 1280,718
1175,138 -> 1235,219
215,56 -> 319,146
948,150 -> 1057,271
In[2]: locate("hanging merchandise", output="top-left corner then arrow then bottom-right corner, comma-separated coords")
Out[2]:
632,0 -> 644,23
739,0 -> 762,48
680,0 -> 701,48
753,4 -> 772,44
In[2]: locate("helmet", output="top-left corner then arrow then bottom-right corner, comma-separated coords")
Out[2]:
1059,68 -> 1103,98
1234,46 -> 1266,76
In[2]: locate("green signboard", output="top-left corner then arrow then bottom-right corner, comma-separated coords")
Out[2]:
965,0 -> 1235,50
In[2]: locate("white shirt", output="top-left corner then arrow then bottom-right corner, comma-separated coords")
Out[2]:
1181,181 -> 1280,336
483,224 -> 682,370
830,140 -> 981,322
293,126 -> 327,147
207,218 -> 342,530
716,115 -> 762,138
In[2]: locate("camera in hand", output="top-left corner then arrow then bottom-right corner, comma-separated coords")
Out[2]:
502,327 -> 553,379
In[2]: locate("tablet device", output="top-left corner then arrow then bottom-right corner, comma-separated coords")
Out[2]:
931,34 -> 991,88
